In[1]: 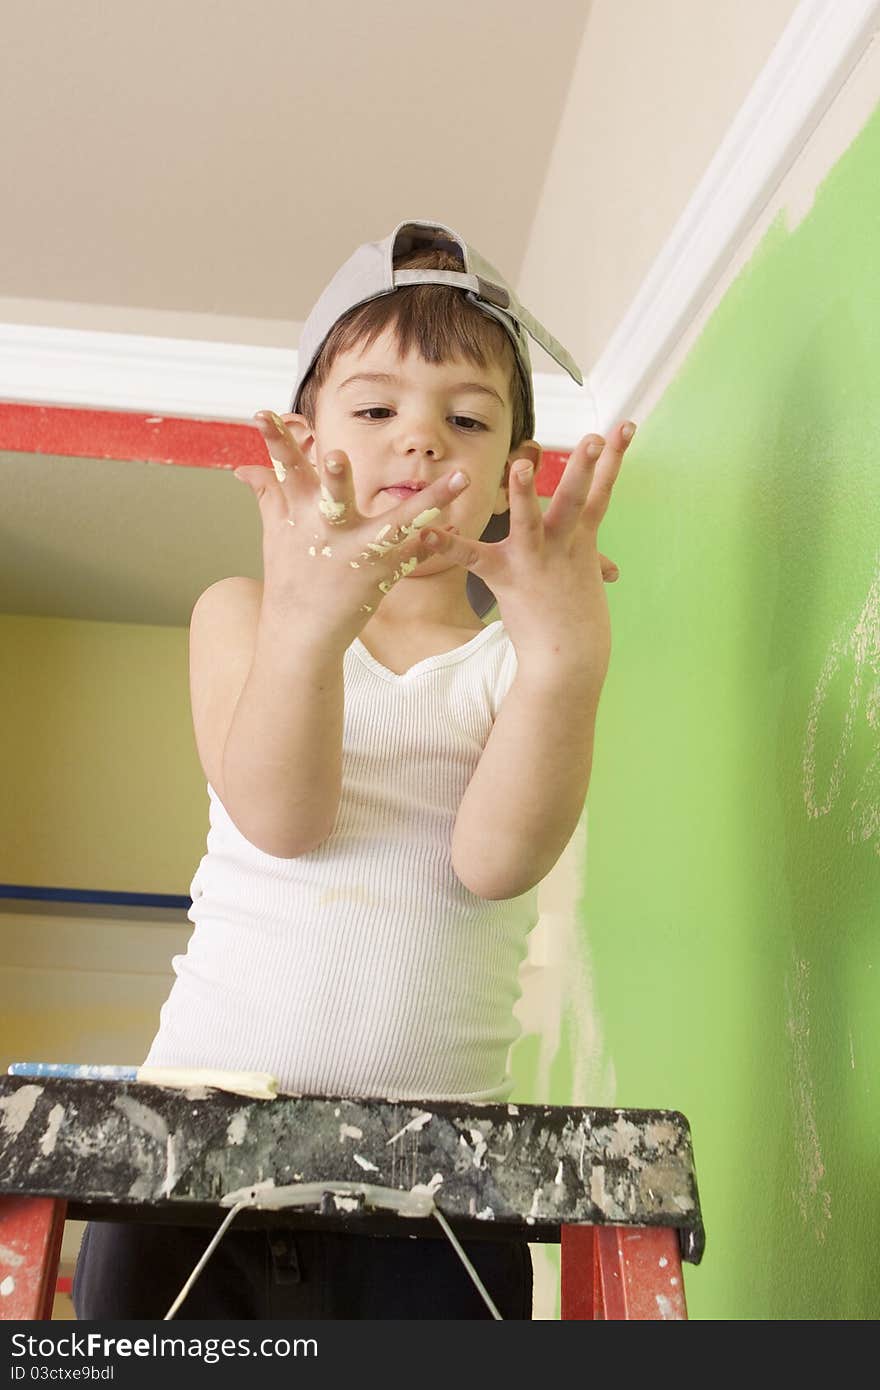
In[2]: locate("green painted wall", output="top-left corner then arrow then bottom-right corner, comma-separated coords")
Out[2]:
538,101 -> 880,1318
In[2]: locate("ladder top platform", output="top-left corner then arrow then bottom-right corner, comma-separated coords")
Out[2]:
0,1076 -> 704,1262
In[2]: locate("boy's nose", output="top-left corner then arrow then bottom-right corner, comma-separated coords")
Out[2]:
398,432 -> 439,457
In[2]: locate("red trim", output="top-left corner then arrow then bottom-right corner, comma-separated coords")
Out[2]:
0,401 -> 568,494
0,400 -> 259,472
55,1276 -> 73,1294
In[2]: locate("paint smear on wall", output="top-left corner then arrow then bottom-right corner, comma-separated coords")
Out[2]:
803,551 -> 880,851
514,801 -> 617,1320
516,802 -> 616,1107
784,954 -> 832,1242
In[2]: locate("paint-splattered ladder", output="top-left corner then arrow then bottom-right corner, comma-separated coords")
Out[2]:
0,1078 -> 704,1320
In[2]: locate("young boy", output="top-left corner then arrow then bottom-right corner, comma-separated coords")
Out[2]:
72,219 -> 633,1320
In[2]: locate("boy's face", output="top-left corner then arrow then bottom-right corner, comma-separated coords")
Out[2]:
283,326 -> 541,551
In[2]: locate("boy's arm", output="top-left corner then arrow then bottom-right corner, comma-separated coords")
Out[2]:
221,595 -> 345,857
451,660 -> 604,900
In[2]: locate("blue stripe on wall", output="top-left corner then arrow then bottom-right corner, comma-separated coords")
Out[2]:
0,884 -> 190,919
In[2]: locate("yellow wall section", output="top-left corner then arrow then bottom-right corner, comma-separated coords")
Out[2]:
1,613 -> 204,893
0,615 -> 196,1103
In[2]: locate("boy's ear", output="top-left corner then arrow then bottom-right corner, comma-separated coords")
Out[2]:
280,413 -> 318,467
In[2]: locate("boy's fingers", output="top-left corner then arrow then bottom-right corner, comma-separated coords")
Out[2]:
599,551 -> 620,582
508,459 -> 544,543
253,412 -> 317,490
232,464 -> 280,497
423,525 -> 486,575
235,451 -> 295,531
248,412 -> 327,527
422,524 -> 459,548
316,449 -> 359,527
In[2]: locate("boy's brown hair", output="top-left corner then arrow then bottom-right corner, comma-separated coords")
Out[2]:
297,247 -> 531,455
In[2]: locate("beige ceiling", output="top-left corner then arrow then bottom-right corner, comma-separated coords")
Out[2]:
2,0 -> 588,331
1,0 -> 804,628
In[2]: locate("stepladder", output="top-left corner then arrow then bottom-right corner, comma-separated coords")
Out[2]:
0,1077 -> 704,1320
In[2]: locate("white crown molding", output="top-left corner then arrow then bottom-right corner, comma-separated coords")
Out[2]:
1,0 -> 877,451
0,323 -> 299,424
0,319 -> 593,449
590,0 -> 880,435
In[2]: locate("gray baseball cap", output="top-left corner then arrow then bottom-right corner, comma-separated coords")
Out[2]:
289,218 -> 584,618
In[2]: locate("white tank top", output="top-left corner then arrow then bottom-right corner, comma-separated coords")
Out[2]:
144,621 -> 539,1101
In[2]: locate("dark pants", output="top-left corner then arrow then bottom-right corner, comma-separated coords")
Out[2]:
72,1218 -> 533,1320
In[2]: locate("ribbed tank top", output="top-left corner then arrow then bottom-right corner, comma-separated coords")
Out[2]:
143,620 -> 539,1102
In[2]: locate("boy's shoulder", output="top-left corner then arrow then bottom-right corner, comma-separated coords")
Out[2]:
190,575 -> 263,659
194,574 -> 261,612
201,574 -> 261,595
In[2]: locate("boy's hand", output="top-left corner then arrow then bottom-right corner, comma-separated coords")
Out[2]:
431,422 -> 635,684
234,411 -> 464,648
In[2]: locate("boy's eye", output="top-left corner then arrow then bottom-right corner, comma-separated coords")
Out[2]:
354,408 -> 485,432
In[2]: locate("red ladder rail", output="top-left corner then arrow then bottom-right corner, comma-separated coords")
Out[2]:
0,1196 -> 66,1320
561,1223 -> 687,1319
